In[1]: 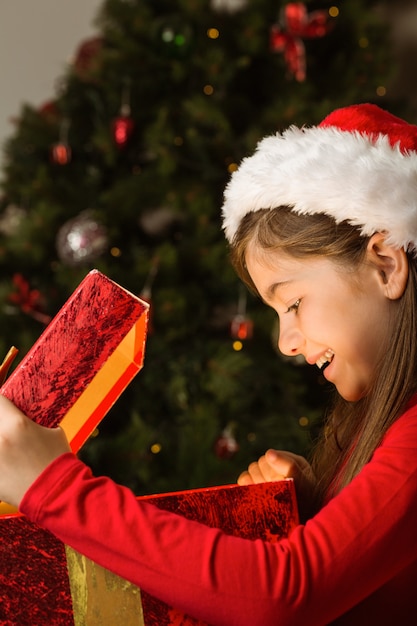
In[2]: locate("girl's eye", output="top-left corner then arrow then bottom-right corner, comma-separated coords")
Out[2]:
286,299 -> 301,314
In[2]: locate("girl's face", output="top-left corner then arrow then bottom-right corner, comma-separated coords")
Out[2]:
245,245 -> 395,402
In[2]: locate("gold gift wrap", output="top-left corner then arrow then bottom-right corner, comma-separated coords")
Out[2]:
66,546 -> 144,626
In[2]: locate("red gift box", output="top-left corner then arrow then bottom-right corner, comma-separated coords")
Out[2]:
0,481 -> 298,625
0,270 -> 298,624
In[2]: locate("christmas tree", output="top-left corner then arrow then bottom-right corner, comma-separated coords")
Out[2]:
0,0 -> 395,494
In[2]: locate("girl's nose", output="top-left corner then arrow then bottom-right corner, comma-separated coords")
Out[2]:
277,320 -> 304,357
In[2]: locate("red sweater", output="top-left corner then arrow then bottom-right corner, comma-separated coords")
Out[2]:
20,399 -> 417,625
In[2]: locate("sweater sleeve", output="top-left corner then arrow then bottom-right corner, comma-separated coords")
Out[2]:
20,406 -> 417,626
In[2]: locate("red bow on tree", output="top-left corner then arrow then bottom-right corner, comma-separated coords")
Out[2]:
8,274 -> 52,325
270,2 -> 334,82
73,36 -> 104,79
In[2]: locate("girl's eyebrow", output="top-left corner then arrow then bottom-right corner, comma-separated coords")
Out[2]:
265,280 -> 292,301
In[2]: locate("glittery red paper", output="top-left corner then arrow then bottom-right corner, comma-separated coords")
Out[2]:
1,269 -> 147,435
140,479 -> 298,625
0,517 -> 74,625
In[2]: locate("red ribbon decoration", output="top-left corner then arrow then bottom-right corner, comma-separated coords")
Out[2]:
270,2 -> 334,82
8,274 -> 52,325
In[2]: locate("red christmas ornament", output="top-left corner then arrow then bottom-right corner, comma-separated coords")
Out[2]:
112,113 -> 134,147
230,315 -> 253,340
51,142 -> 72,165
231,287 -> 253,340
113,80 -> 134,147
214,425 -> 240,459
51,118 -> 71,165
270,2 -> 334,81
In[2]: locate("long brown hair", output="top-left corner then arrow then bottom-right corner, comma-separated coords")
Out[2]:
230,207 -> 417,508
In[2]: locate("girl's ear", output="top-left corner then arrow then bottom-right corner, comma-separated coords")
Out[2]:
366,233 -> 409,300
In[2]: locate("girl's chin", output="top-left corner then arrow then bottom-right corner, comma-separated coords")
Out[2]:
323,361 -> 368,402
335,385 -> 367,403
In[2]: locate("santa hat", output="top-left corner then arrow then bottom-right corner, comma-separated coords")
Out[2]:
221,103 -> 417,251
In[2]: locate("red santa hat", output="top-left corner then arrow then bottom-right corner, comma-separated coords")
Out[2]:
222,103 -> 417,251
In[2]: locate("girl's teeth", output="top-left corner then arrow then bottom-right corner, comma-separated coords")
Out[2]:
316,349 -> 334,369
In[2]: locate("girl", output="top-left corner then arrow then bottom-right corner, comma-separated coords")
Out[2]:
1,103 -> 417,625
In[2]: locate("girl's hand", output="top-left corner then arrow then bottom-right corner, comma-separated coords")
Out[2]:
237,449 -> 317,521
0,395 -> 70,508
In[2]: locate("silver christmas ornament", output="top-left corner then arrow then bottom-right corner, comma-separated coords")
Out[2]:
56,210 -> 108,266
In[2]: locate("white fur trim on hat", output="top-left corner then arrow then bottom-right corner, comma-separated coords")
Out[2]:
222,112 -> 417,251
